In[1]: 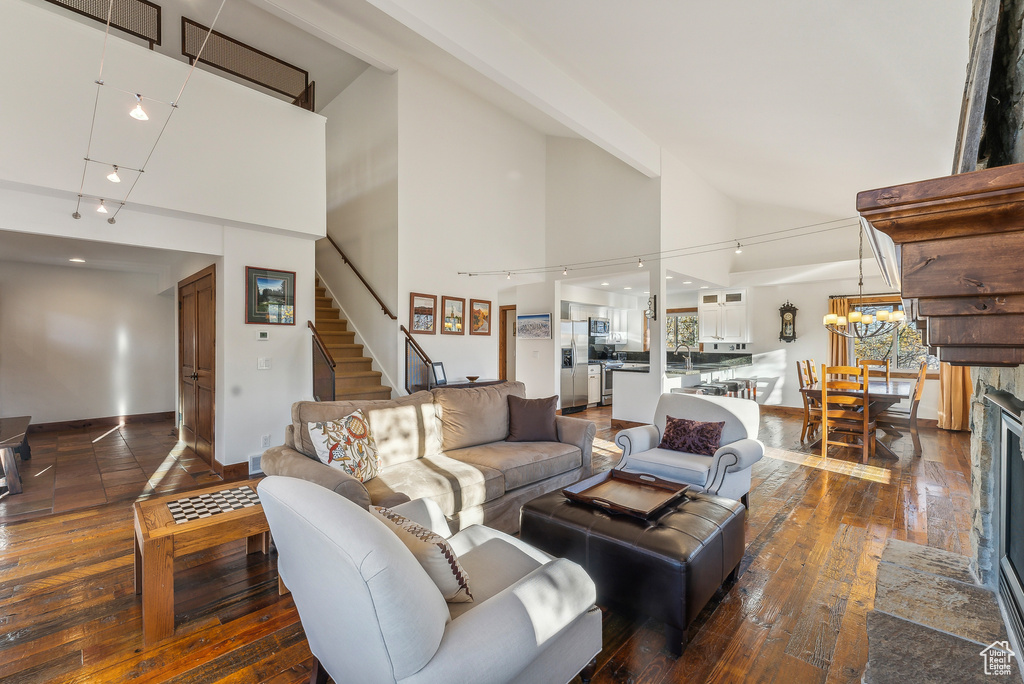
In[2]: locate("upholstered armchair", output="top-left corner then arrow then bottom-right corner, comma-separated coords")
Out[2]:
258,476 -> 602,684
613,393 -> 764,508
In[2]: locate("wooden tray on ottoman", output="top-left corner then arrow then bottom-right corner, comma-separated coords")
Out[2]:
563,470 -> 689,519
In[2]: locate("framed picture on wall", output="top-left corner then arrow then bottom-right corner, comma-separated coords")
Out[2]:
441,296 -> 466,335
246,267 -> 296,325
432,362 -> 447,386
410,293 -> 437,334
470,299 -> 491,336
516,313 -> 551,340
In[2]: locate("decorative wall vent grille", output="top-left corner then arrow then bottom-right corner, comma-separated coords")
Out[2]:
181,17 -> 314,110
43,0 -> 161,47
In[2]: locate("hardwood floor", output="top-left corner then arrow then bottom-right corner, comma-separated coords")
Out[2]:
0,421 -> 223,523
0,410 -> 972,683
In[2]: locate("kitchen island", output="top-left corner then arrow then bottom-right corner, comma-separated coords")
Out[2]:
611,353 -> 753,426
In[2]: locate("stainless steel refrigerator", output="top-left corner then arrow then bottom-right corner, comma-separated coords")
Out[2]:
560,313 -> 590,413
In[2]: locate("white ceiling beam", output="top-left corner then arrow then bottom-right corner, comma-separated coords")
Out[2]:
357,0 -> 662,177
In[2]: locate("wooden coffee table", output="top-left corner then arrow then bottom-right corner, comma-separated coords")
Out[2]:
133,478 -> 271,646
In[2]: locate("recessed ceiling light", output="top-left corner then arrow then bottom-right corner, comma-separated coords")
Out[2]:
601,282 -> 610,286
643,291 -> 650,295
683,281 -> 693,284
666,276 -> 673,280
699,285 -> 709,289
624,286 -> 632,290
69,258 -> 85,263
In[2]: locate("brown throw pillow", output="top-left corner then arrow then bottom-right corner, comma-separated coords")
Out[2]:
506,395 -> 559,442
658,416 -> 725,456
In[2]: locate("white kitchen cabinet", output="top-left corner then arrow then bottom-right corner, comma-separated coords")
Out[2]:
587,366 -> 601,404
698,289 -> 749,343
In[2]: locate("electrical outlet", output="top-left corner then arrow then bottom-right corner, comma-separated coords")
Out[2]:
261,434 -> 271,449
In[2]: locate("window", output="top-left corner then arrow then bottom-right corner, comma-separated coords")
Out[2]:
849,301 -> 939,371
665,308 -> 698,351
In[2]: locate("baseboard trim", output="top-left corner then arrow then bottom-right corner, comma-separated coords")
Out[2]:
760,404 -> 939,429
611,418 -> 648,430
760,405 -> 804,417
28,411 -> 176,434
214,460 -> 250,482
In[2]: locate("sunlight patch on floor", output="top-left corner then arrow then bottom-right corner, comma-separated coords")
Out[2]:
92,423 -> 125,444
766,448 -> 892,484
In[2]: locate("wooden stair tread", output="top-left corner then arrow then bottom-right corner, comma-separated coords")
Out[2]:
335,370 -> 382,379
313,275 -> 391,398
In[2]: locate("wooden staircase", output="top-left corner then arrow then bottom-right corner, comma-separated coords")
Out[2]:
315,279 -> 392,401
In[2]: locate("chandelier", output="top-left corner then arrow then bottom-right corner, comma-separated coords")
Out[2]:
822,226 -> 905,339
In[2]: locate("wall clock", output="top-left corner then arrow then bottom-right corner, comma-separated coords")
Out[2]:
779,301 -> 797,343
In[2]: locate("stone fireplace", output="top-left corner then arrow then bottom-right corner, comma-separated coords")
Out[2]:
972,368 -> 1024,652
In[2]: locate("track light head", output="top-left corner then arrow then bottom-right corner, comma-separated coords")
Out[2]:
107,165 -> 121,183
637,257 -> 643,268
506,272 -> 512,280
735,242 -> 743,254
563,266 -> 568,276
97,199 -> 108,214
130,94 -> 149,121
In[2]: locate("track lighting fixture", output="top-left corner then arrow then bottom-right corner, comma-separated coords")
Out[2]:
563,266 -> 568,275
107,165 -> 121,183
130,94 -> 149,121
735,242 -> 743,254
72,212 -> 81,219
107,217 -> 116,225
637,257 -> 643,268
506,272 -> 511,280
97,199 -> 108,214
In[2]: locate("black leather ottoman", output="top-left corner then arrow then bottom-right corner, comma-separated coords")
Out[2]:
520,489 -> 745,655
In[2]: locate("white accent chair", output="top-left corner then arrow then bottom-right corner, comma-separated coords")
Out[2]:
257,476 -> 602,684
613,393 -> 765,508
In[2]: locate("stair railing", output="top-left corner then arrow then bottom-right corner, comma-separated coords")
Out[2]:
324,235 -> 397,320
401,325 -> 434,394
308,320 -> 336,401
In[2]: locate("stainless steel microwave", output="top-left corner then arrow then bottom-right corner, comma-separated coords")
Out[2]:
589,318 -> 610,336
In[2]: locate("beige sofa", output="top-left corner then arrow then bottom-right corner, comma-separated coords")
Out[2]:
261,382 -> 596,533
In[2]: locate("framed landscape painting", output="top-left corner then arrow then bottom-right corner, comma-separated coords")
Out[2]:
410,293 -> 437,334
517,313 -> 551,340
470,299 -> 491,336
441,296 -> 466,335
246,267 -> 295,325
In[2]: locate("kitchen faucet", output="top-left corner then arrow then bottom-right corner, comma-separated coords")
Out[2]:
674,343 -> 693,370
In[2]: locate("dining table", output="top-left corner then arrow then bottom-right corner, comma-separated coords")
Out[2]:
800,379 -> 912,459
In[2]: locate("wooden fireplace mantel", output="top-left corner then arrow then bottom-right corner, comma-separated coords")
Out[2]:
857,163 -> 1024,367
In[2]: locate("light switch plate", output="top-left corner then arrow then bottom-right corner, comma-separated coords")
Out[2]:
257,357 -> 271,370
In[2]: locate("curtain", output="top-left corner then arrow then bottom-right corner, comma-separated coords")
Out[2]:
827,297 -> 850,367
938,362 -> 972,431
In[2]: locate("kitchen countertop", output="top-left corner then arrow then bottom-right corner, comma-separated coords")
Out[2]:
610,365 -> 650,373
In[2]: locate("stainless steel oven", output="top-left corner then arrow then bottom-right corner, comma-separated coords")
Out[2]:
600,361 -> 619,405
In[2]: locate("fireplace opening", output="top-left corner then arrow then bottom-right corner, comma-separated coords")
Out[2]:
1000,404 -> 1024,648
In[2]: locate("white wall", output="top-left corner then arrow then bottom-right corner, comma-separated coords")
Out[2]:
734,201 -> 853,273
545,137 -> 661,269
320,67 -> 400,387
216,228 -> 315,467
515,281 -> 559,400
0,1 -> 326,237
395,63 -> 547,386
0,262 -> 174,422
660,151 -> 736,286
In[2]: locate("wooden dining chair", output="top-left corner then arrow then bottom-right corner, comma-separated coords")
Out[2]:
860,358 -> 891,383
876,361 -> 928,456
796,360 -> 821,441
821,364 -> 876,464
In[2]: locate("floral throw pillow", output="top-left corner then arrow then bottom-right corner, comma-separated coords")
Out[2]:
658,416 -> 725,457
307,410 -> 380,482
371,506 -> 474,603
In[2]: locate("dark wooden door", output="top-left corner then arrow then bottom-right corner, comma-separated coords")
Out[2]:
179,265 -> 216,465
